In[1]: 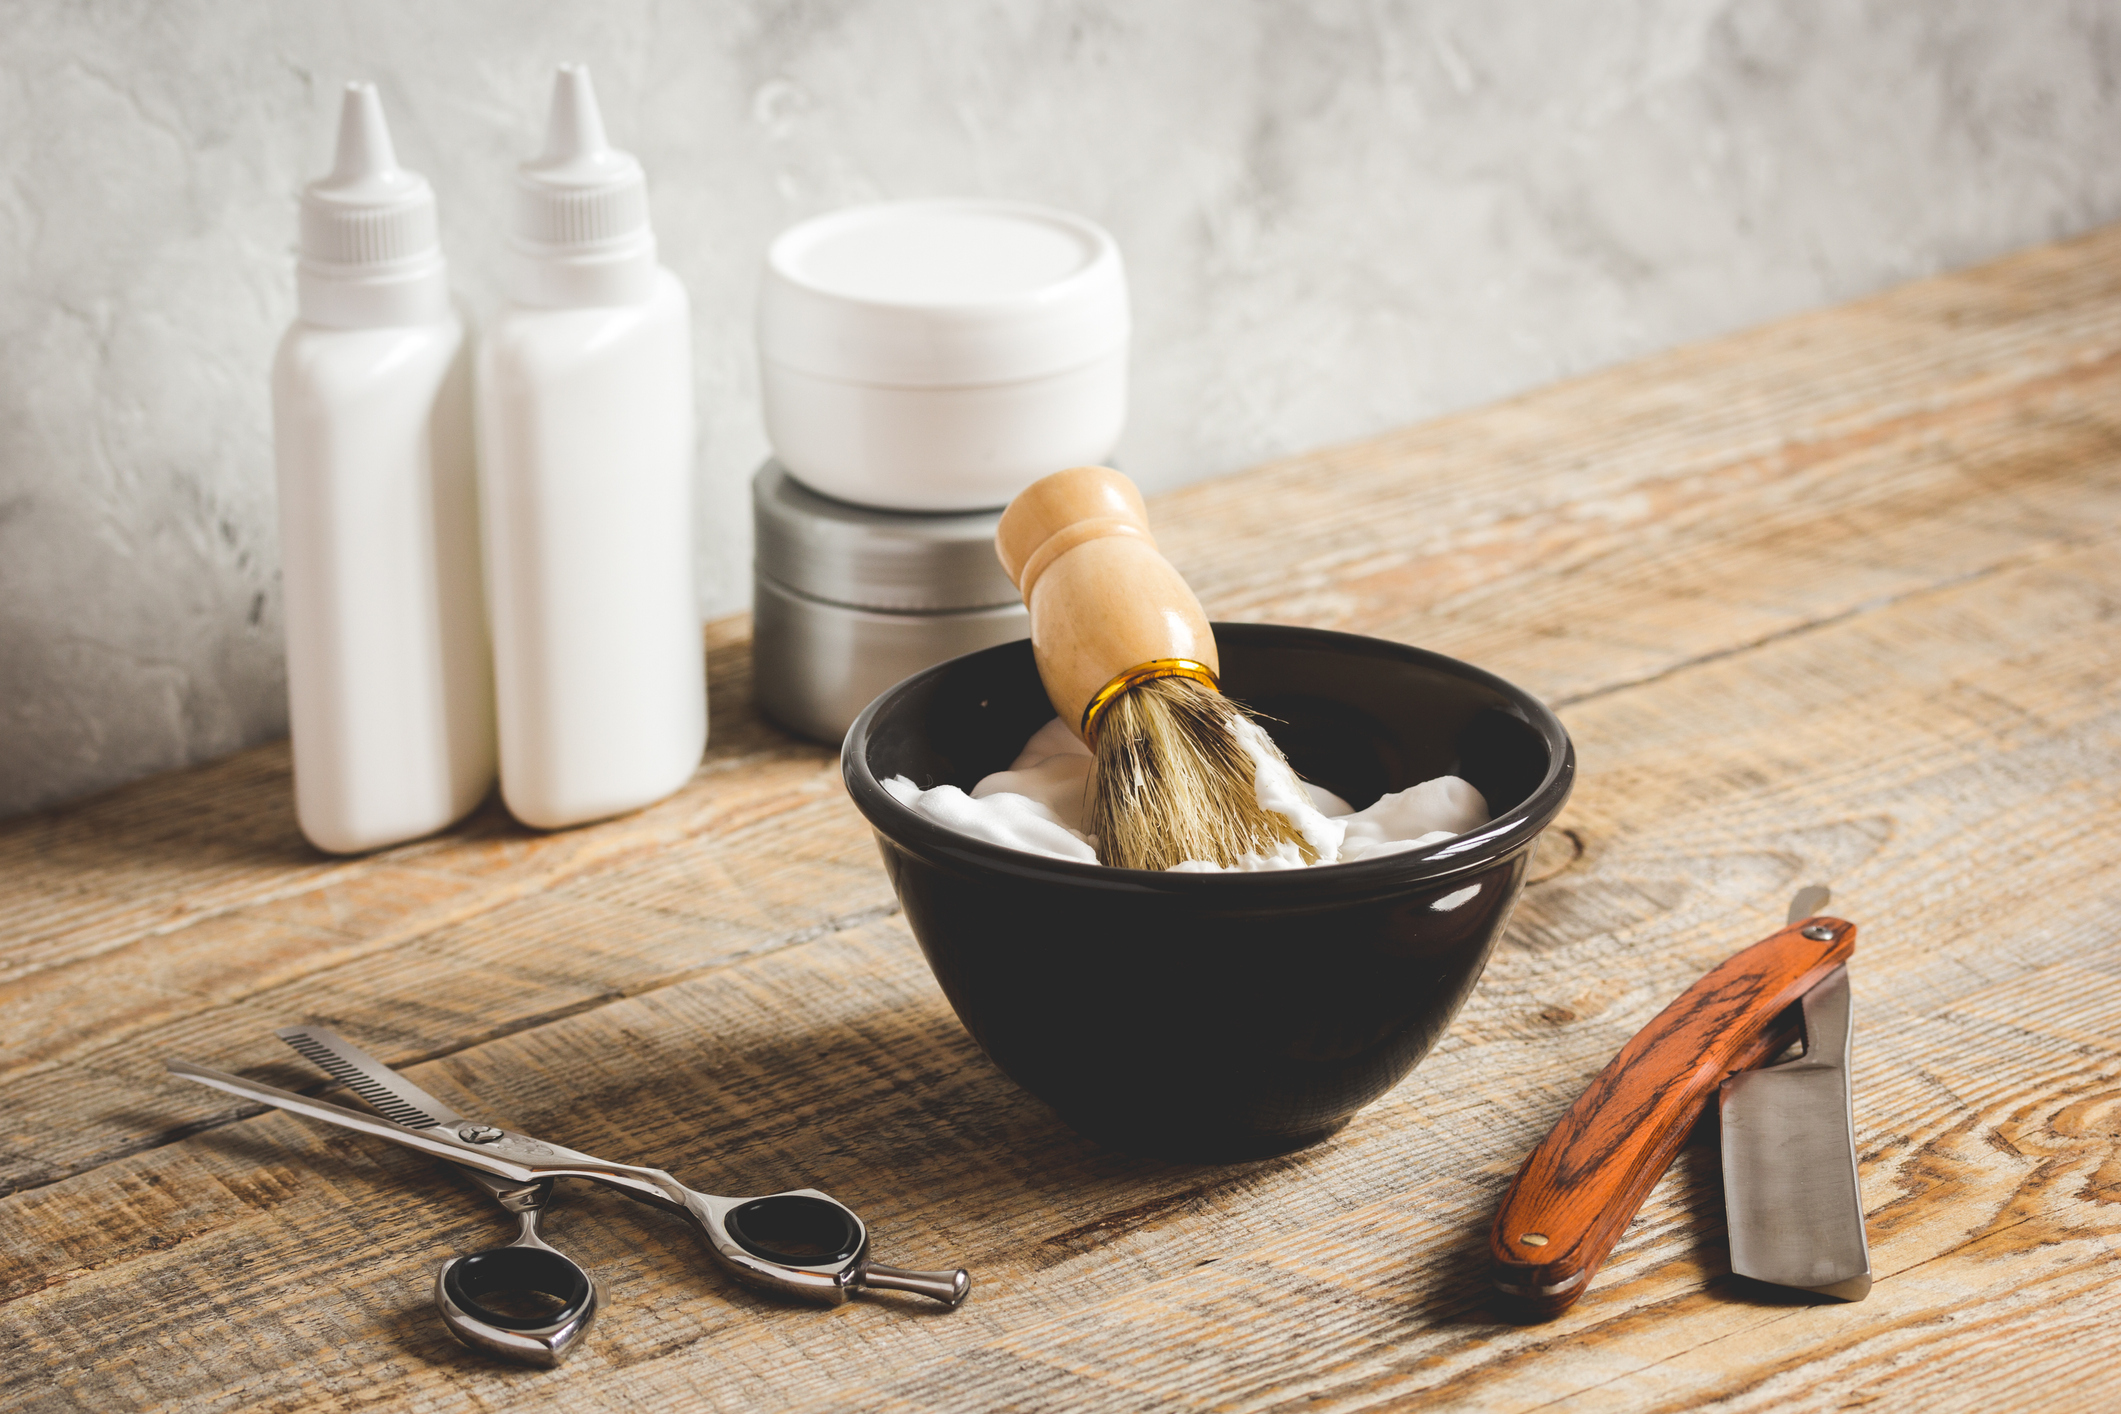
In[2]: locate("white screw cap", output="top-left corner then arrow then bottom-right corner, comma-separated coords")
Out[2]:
507,65 -> 657,306
300,83 -> 439,269
296,83 -> 449,327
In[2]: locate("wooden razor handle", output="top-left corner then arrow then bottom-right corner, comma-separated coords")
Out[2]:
1489,917 -> 1858,1316
995,466 -> 1219,735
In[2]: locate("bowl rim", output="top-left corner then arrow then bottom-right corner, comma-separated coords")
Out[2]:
841,622 -> 1576,899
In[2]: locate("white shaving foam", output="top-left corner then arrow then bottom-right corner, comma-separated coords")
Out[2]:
882,716 -> 1489,872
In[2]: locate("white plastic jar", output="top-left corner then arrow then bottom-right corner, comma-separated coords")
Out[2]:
758,199 -> 1129,512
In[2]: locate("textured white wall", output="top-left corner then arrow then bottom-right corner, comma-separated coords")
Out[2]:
3,0 -> 2117,817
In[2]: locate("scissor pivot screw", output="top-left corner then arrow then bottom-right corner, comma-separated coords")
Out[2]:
457,1125 -> 505,1144
1800,923 -> 1836,941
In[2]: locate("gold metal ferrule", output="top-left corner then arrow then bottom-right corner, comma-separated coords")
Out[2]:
1080,658 -> 1221,744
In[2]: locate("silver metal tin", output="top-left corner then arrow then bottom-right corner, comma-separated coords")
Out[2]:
753,461 -> 1021,611
752,462 -> 1028,742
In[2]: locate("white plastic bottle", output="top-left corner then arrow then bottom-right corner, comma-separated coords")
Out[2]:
476,65 -> 706,829
272,83 -> 495,854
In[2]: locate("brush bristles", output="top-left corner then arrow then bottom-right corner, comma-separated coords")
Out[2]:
1087,676 -> 1312,871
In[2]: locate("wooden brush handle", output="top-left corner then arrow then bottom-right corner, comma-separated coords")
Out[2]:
995,466 -> 1219,735
1489,917 -> 1858,1317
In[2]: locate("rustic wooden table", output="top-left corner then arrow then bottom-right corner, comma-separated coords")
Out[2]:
6,226 -> 2119,1413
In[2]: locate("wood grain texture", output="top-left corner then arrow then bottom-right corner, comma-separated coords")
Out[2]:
3,224 -> 2119,1412
1489,920 -> 1856,1314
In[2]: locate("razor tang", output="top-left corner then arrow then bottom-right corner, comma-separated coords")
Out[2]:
1488,911 -> 1859,1316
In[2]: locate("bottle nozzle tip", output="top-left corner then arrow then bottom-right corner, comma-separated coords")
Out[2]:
329,81 -> 400,185
538,62 -> 610,166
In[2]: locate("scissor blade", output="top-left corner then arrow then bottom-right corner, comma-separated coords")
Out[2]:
167,1057 -> 543,1186
275,1027 -> 543,1207
1718,964 -> 1872,1300
275,1026 -> 464,1130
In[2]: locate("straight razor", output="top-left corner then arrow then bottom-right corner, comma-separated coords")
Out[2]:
1489,886 -> 1870,1313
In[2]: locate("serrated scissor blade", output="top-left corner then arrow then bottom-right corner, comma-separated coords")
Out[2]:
1718,963 -> 1872,1300
276,1026 -> 544,1206
276,1026 -> 465,1129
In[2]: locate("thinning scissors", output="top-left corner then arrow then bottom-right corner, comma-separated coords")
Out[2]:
168,1027 -> 969,1366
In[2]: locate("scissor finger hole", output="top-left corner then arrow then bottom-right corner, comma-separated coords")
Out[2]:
724,1195 -> 864,1266
443,1247 -> 592,1330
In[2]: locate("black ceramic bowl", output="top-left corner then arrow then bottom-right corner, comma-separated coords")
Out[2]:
842,624 -> 1574,1160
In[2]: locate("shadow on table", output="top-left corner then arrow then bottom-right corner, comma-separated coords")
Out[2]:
149,976 -> 1827,1364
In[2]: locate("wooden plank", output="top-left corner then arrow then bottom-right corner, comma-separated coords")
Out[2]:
3,521 -> 2115,1411
3,224 -> 2119,1409
0,614 -> 778,991
6,227 -> 2120,1204
1163,310 -> 2121,711
1158,220 -> 2121,648
796,535 -> 2121,1412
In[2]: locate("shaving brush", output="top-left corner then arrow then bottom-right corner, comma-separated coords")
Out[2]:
995,466 -> 1311,871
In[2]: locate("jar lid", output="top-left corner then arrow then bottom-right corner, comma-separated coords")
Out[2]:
759,199 -> 1128,388
753,462 -> 1024,612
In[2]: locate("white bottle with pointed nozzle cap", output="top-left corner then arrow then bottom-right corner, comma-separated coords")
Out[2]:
476,65 -> 706,830
272,82 -> 495,854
